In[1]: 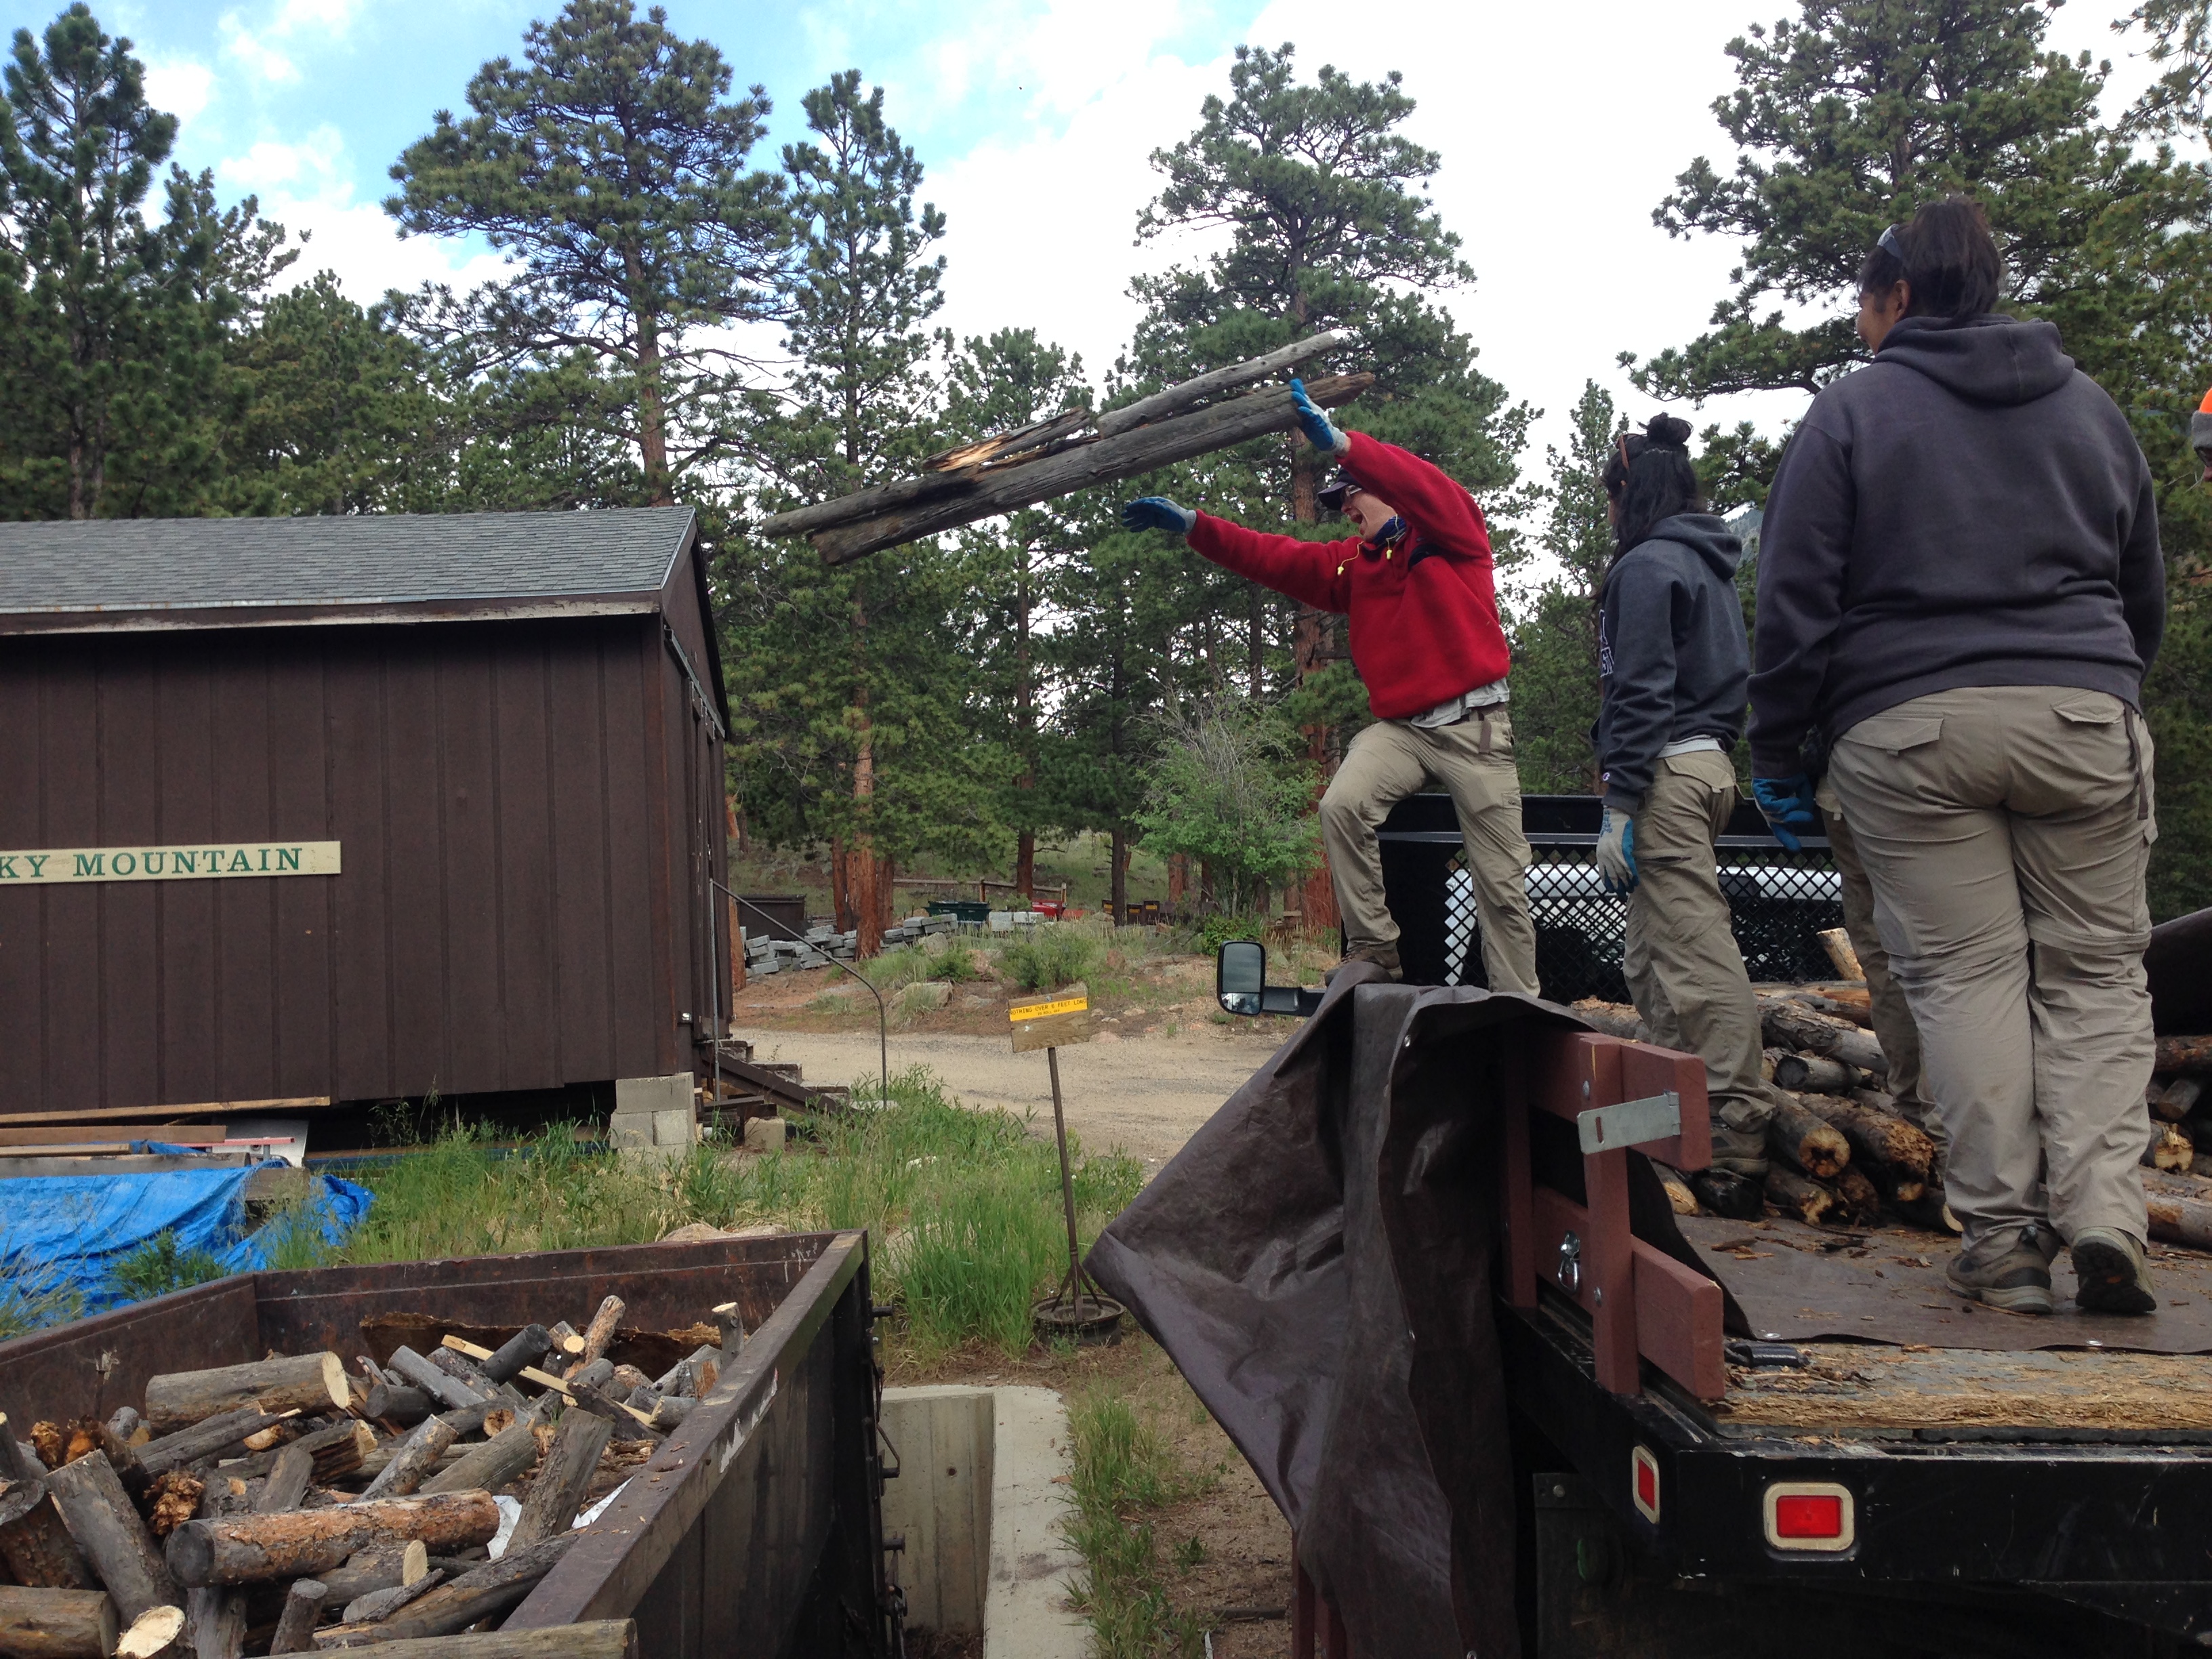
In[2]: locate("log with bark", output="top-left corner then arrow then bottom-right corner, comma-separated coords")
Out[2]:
143,1357 -> 347,1437
340,1568 -> 443,1625
1650,1163 -> 1700,1216
316,1542 -> 428,1607
1772,1052 -> 1858,1094
1757,996 -> 1887,1078
419,1420 -> 540,1500
1763,1166 -> 1843,1227
567,1300 -> 624,1378
356,1420 -> 457,1504
362,1387 -> 428,1431
317,1621 -> 634,1658
2146,1174 -> 2212,1250
382,1351 -> 482,1415
165,1490 -> 500,1587
139,1410 -> 291,1481
1687,1168 -> 1763,1221
41,1454 -> 177,1622
544,1326 -> 584,1364
2154,1076 -> 2205,1123
311,1535 -> 578,1649
1793,1093 -> 1936,1183
1568,1000 -> 1645,1042
0,1418 -> 48,1485
652,1347 -> 718,1400
2146,1122 -> 2195,1172
506,1414 -> 612,1555
184,1584 -> 245,1659
2158,1035 -> 2212,1075
255,1441 -> 317,1517
478,1330 -> 552,1389
1816,928 -> 1864,982
1834,1166 -> 1885,1225
1767,1097 -> 1851,1180
268,1579 -> 326,1656
0,1586 -> 117,1658
0,1481 -> 94,1590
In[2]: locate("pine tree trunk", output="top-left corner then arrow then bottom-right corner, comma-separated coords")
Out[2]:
1015,834 -> 1035,900
1168,855 -> 1188,909
1110,828 -> 1129,924
830,837 -> 853,935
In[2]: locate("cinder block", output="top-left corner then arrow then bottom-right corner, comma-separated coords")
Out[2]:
615,1073 -> 693,1115
652,1106 -> 697,1147
743,1117 -> 787,1155
607,1111 -> 656,1151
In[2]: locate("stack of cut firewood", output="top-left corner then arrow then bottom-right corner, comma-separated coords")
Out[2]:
0,1290 -> 742,1656
2144,1035 -> 2212,1250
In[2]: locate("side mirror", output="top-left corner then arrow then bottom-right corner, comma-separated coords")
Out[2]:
1216,940 -> 1325,1017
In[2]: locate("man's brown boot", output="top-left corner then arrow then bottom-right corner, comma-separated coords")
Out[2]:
1326,942 -> 1402,985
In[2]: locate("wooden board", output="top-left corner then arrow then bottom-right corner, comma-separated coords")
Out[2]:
1716,1341 -> 2212,1432
1010,983 -> 1092,1054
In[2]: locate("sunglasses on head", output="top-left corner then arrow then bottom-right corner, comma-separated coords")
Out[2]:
1878,223 -> 1906,262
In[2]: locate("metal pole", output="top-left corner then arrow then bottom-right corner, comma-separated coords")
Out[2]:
1046,1046 -> 1084,1307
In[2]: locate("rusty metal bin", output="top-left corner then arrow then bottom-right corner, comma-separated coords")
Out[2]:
0,1229 -> 891,1659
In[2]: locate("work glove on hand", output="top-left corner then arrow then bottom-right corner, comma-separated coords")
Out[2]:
1121,496 -> 1197,535
1596,808 -> 1638,895
1753,775 -> 1819,853
1288,377 -> 1349,455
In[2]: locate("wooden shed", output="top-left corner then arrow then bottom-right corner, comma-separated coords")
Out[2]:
0,508 -> 733,1119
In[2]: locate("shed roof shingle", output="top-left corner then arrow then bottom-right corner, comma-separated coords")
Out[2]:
0,507 -> 697,624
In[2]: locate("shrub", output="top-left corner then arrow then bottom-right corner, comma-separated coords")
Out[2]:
109,1231 -> 228,1304
999,927 -> 1104,992
1136,693 -> 1319,917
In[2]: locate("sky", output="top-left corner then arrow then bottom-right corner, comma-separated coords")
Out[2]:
81,0 -> 2173,517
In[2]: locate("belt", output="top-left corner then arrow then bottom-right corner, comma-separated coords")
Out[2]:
1410,676 -> 1511,730
1658,735 -> 1725,757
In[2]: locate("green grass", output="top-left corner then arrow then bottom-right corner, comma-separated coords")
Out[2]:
861,939 -> 985,991
0,1253 -> 83,1340
1064,1389 -> 1218,1658
999,927 -> 1106,992
108,1231 -> 228,1303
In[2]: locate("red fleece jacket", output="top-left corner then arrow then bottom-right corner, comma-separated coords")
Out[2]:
1186,432 -> 1510,720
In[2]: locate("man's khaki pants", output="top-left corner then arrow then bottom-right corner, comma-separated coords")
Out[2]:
1815,781 -> 1934,1155
1622,750 -> 1776,1136
1827,687 -> 2156,1251
1319,710 -> 1539,996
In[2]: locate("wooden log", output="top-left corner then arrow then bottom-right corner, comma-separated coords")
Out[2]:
1757,996 -> 1887,1078
0,1419 -> 47,1486
652,1347 -> 719,1399
1094,331 -> 1349,438
382,1351 -> 480,1415
1649,1163 -> 1700,1216
138,1411 -> 288,1482
419,1423 -> 539,1500
164,1491 -> 499,1587
310,1535 -> 577,1648
339,1569 -> 441,1626
1835,1166 -> 1884,1223
1763,1166 -> 1842,1227
1793,1093 -> 1935,1179
43,1454 -> 177,1622
567,1300 -> 623,1377
477,1329 -> 551,1389
316,1542 -> 426,1606
0,1483 -> 93,1591
268,1580 -> 325,1656
544,1326 -> 583,1362
2146,1122 -> 2195,1172
1687,1168 -> 1763,1221
1768,1097 -> 1851,1179
2154,1076 -> 2205,1123
711,1303 -> 745,1358
355,1420 -> 456,1504
921,405 -> 1094,475
641,1395 -> 694,1434
1816,928 -> 1864,981
184,1584 -> 244,1659
144,1357 -> 346,1437
103,1411 -> 140,1448
565,1360 -> 612,1397
314,1626 -> 635,1658
360,1387 -> 426,1431
506,1412 -> 612,1553
1772,1052 -> 1858,1094
112,1605 -> 183,1659
607,1366 -> 651,1399
253,1441 -> 316,1517
1568,1000 -> 1645,1042
807,372 -> 1377,565
2146,1174 -> 2212,1250
0,1586 -> 116,1658
2158,1035 -> 2212,1075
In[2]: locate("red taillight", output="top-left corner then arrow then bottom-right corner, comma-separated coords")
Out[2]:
1774,1494 -> 1843,1538
1763,1482 -> 1855,1553
1630,1446 -> 1660,1523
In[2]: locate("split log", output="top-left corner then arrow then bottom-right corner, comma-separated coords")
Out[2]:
478,1329 -> 551,1389
382,1351 -> 481,1414
1094,332 -> 1350,439
1816,928 -> 1863,981
1772,1052 -> 1858,1094
2145,1122 -> 2194,1172
2157,1035 -> 2212,1075
567,1299 -> 624,1376
268,1580 -> 325,1656
356,1420 -> 457,1505
314,1626 -> 634,1658
339,1568 -> 441,1626
316,1542 -> 426,1606
1649,1163 -> 1700,1216
920,406 -> 1093,475
2154,1077 -> 2205,1123
139,1410 -> 289,1481
144,1357 -> 346,1437
0,1586 -> 116,1657
113,1605 -> 183,1659
0,1483 -> 94,1590
1793,1094 -> 1935,1180
164,1490 -> 499,1586
184,1584 -> 244,1659
1757,996 -> 1887,1078
1763,1166 -> 1843,1227
1768,1097 -> 1851,1180
311,1534 -> 577,1648
254,1441 -> 316,1517
421,1422 -> 539,1499
43,1454 -> 177,1621
506,1413 -> 613,1553
805,373 -> 1377,565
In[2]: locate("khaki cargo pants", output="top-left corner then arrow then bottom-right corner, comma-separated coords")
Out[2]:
1815,780 -> 1934,1152
1319,710 -> 1540,996
1622,749 -> 1778,1136
1827,687 -> 2156,1251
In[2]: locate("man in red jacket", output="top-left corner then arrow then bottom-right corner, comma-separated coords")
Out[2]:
1122,380 -> 1538,991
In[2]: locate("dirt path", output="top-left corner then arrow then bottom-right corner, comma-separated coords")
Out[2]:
737,1024 -> 1285,1167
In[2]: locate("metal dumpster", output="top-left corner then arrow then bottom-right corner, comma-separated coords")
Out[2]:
0,1229 -> 891,1659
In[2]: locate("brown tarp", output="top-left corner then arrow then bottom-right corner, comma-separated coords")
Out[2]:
1086,972 -> 1725,1659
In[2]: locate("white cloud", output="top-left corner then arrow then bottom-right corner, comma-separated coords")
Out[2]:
219,14 -> 301,85
144,60 -> 216,123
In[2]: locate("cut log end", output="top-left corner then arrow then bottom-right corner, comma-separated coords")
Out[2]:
115,1603 -> 184,1659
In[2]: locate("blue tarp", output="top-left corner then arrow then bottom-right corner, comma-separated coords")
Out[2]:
0,1161 -> 373,1313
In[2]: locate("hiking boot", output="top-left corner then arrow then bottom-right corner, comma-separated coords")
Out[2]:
2072,1227 -> 2157,1315
1945,1227 -> 2057,1315
1706,1121 -> 1769,1179
1326,943 -> 1402,985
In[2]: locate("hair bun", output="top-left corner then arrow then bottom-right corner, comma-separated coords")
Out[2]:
1645,414 -> 1694,450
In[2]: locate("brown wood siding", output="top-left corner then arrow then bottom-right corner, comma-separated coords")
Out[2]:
0,595 -> 726,1114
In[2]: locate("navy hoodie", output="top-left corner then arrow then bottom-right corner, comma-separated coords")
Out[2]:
1597,513 -> 1750,815
1749,314 -> 2165,776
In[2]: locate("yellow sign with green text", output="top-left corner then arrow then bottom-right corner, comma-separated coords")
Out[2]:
0,842 -> 341,885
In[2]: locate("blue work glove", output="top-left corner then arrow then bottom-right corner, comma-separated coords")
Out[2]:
1596,809 -> 1638,894
1288,377 -> 1349,455
1753,775 -> 1819,853
1121,496 -> 1196,535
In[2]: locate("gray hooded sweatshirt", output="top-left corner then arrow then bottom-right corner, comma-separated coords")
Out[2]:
1597,513 -> 1749,815
1749,314 -> 2164,777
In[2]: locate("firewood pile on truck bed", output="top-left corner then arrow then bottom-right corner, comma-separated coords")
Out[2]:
1573,987 -> 2212,1249
0,1286 -> 735,1656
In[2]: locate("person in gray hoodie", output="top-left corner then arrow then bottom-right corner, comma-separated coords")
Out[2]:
1596,414 -> 1782,1183
1750,197 -> 2165,1317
